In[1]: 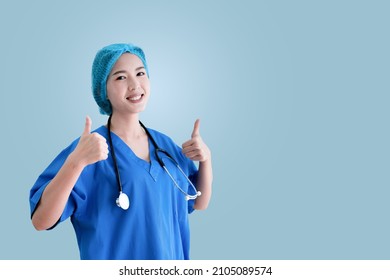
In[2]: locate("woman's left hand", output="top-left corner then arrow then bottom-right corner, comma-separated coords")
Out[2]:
182,119 -> 211,162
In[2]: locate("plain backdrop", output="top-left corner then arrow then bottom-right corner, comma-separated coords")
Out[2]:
1,0 -> 389,259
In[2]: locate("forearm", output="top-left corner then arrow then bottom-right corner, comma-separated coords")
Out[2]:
194,158 -> 213,210
31,153 -> 85,231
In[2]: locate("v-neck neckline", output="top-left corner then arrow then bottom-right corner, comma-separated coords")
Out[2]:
99,126 -> 161,181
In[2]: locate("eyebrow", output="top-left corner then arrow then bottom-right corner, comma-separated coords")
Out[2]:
111,66 -> 145,76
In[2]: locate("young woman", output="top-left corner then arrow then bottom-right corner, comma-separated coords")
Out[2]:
29,43 -> 213,260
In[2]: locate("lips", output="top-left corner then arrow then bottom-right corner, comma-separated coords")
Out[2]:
126,93 -> 144,103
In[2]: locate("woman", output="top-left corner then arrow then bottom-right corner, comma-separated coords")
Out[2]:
29,43 -> 213,260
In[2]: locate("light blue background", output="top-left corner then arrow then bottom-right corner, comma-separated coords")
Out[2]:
1,0 -> 389,259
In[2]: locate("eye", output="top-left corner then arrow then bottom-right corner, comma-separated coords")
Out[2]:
137,71 -> 145,76
116,75 -> 126,80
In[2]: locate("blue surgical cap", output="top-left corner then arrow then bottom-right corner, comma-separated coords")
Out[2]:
92,43 -> 149,115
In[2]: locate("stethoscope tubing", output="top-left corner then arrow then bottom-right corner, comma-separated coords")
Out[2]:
107,115 -> 200,209
107,115 -> 123,194
160,156 -> 200,200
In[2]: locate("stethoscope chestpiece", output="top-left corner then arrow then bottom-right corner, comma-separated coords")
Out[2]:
116,192 -> 130,210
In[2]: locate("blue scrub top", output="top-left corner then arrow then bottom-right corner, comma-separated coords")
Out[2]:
29,126 -> 198,260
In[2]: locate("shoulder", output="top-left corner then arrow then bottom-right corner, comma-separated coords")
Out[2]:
145,127 -> 185,158
145,127 -> 184,156
146,127 -> 176,145
145,127 -> 198,171
93,125 -> 109,138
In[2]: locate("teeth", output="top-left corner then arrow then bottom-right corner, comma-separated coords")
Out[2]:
128,95 -> 142,101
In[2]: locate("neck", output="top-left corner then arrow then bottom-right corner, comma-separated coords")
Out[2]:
108,113 -> 144,140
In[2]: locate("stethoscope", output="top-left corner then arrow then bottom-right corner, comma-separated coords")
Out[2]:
107,115 -> 201,210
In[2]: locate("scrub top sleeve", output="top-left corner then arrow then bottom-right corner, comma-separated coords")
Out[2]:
29,139 -> 81,229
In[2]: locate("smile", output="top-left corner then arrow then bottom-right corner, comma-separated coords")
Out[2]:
126,94 -> 144,103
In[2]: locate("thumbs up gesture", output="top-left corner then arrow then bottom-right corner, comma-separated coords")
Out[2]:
72,116 -> 109,167
182,119 -> 211,162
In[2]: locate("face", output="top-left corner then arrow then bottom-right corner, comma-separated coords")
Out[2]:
106,53 -> 150,116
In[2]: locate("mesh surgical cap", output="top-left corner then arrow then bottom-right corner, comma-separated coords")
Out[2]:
92,43 -> 149,115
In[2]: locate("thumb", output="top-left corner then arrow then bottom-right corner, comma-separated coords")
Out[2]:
191,119 -> 200,138
82,116 -> 92,136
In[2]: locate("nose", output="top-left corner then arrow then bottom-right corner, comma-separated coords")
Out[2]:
127,76 -> 140,91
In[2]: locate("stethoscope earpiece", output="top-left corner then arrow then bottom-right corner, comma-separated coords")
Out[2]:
116,192 -> 130,210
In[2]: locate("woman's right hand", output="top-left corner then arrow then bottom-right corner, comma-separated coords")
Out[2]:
69,116 -> 109,168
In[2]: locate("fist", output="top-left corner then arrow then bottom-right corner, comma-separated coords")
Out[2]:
182,119 -> 211,162
72,116 -> 109,167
